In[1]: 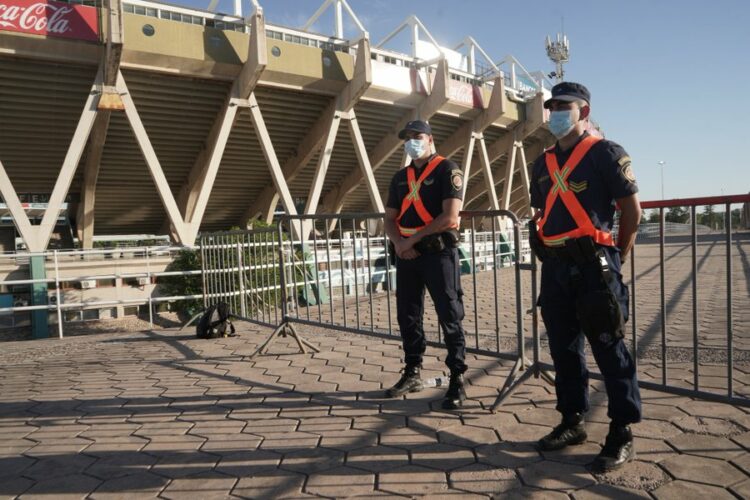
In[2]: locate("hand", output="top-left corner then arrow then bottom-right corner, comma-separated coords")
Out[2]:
395,238 -> 414,257
401,248 -> 420,260
395,238 -> 419,260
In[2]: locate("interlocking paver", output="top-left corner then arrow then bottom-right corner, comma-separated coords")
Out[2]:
346,445 -> 410,472
89,471 -> 168,499
4,315 -> 750,498
151,450 -> 220,478
660,454 -> 747,487
21,473 -> 102,499
572,483 -> 651,499
652,480 -> 738,500
667,433 -> 744,460
304,465 -> 376,497
232,469 -> 306,498
85,451 -> 158,480
518,461 -> 596,490
161,471 -> 238,500
0,476 -> 34,498
378,465 -> 451,496
448,463 -> 520,495
280,447 -> 345,473
411,443 -> 476,470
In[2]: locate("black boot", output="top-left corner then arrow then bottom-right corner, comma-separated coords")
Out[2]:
592,422 -> 635,472
385,365 -> 423,398
537,412 -> 588,451
441,372 -> 466,410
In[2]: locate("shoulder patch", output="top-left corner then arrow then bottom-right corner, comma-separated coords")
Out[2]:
617,156 -> 636,183
450,169 -> 464,190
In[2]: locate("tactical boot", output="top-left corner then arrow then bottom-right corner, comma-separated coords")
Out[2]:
592,422 -> 635,472
385,365 -> 423,398
537,413 -> 588,451
441,372 -> 466,410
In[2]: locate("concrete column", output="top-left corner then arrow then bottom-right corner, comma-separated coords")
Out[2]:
29,256 -> 49,339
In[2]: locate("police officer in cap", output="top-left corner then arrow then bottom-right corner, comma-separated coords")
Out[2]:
529,82 -> 642,472
383,119 -> 468,410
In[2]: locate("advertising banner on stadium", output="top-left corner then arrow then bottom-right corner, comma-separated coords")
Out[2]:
0,0 -> 99,42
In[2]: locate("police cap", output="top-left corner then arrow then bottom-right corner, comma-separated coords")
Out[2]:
398,120 -> 432,139
544,82 -> 591,109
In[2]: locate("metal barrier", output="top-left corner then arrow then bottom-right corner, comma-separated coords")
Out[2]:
0,246 -> 202,338
199,228 -> 284,328
622,194 -> 750,406
269,210 -> 537,392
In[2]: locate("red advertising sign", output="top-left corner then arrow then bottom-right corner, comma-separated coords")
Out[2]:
0,0 -> 99,42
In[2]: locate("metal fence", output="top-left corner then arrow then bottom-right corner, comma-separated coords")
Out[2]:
3,196 -> 748,409
614,194 -> 750,406
0,246 -> 202,338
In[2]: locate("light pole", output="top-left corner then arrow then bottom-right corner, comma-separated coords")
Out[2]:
657,161 -> 666,200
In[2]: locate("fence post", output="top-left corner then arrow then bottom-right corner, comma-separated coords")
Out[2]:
53,250 -> 63,339
277,220 -> 288,321
236,239 -> 247,318
146,247 -> 153,329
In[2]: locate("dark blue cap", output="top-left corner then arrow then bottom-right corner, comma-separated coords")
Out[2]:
398,120 -> 432,139
544,82 -> 591,109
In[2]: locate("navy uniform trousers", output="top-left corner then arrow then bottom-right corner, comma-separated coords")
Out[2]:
396,247 -> 468,374
539,246 -> 642,425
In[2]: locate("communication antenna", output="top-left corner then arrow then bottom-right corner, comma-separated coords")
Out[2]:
545,23 -> 569,82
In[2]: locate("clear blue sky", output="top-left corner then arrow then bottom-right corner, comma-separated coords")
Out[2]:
189,0 -> 750,202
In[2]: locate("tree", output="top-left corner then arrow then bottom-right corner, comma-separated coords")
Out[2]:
665,206 -> 689,224
159,249 -> 202,316
732,208 -> 741,229
698,205 -> 723,230
647,209 -> 661,223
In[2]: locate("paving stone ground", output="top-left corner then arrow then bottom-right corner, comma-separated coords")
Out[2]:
2,319 -> 750,499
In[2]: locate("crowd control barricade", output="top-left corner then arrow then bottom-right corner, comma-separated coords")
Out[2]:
527,194 -> 750,408
0,246 -> 202,339
272,210 -> 542,401
627,194 -> 750,406
198,226 -> 318,356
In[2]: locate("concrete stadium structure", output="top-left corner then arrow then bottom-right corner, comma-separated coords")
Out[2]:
0,0 -> 553,252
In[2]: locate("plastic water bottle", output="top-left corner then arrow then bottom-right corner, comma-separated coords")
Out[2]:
423,376 -> 447,388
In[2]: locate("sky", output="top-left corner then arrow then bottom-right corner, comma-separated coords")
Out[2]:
188,0 -> 750,203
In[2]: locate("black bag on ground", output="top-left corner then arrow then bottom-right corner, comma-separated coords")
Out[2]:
196,302 -> 236,339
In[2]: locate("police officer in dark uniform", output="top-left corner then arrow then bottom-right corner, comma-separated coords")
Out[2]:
529,83 -> 642,472
383,120 -> 468,410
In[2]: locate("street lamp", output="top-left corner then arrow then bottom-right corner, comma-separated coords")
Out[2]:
657,161 -> 666,200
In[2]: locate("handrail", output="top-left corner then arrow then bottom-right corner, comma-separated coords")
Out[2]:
641,193 -> 750,209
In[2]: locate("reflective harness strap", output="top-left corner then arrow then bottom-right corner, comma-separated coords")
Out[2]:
538,136 -> 614,247
396,155 -> 445,237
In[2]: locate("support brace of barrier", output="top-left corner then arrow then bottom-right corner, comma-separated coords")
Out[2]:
488,233 -> 554,412
249,222 -> 319,357
250,321 -> 319,358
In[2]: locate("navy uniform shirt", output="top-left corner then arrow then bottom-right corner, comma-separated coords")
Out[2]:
530,132 -> 638,236
387,155 -> 464,230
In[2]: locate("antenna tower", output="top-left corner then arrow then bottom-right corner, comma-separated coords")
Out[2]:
545,33 -> 569,82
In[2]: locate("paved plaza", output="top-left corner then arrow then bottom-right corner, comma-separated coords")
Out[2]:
1,233 -> 749,498
2,320 -> 750,499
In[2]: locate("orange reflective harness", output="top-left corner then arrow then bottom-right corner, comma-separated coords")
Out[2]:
537,135 -> 615,247
396,155 -> 445,237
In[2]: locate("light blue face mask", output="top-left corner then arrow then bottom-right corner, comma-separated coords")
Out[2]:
404,138 -> 427,159
548,110 -> 576,138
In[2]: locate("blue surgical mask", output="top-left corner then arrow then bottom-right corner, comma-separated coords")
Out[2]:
548,110 -> 576,138
404,138 -> 427,159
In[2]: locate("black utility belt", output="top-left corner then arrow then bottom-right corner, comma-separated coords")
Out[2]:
412,230 -> 460,254
541,236 -> 603,265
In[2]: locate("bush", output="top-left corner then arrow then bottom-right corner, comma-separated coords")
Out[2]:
159,249 -> 202,316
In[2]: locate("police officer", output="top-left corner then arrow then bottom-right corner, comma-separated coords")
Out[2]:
383,120 -> 468,410
529,82 -> 642,472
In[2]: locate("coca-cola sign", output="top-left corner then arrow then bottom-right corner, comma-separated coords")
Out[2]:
0,0 -> 99,42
